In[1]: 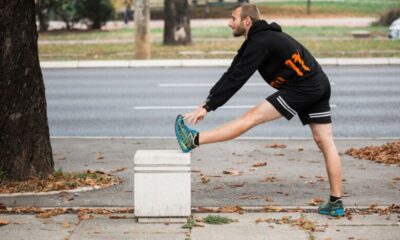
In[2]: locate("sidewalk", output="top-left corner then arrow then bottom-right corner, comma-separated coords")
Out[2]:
0,138 -> 399,239
45,17 -> 377,31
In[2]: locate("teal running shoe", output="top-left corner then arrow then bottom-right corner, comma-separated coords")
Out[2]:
175,115 -> 199,153
318,199 -> 345,217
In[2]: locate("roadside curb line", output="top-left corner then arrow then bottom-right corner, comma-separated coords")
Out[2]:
40,58 -> 400,69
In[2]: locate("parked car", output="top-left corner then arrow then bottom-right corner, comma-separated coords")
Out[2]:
388,18 -> 400,39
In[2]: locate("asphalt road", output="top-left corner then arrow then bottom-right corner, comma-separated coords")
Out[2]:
44,66 -> 400,138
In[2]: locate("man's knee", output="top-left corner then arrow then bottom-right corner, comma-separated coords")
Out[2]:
313,132 -> 334,150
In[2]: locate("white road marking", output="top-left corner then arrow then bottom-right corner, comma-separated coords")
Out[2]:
158,83 -> 266,87
134,105 -> 254,110
134,104 -> 337,110
158,82 -> 336,87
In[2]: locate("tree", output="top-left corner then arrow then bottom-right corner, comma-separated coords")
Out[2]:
0,1 -> 54,181
307,0 -> 311,15
163,0 -> 191,45
76,0 -> 115,29
35,0 -> 52,32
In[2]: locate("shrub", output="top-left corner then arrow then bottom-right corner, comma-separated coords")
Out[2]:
378,8 -> 400,26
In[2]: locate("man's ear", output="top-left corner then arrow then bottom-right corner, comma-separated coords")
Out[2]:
244,16 -> 252,27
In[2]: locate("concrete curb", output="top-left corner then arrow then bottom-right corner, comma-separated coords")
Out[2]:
40,58 -> 400,69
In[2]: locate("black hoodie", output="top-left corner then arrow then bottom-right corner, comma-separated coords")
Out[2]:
205,20 -> 327,111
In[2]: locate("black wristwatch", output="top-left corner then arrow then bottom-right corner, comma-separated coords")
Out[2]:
202,103 -> 211,112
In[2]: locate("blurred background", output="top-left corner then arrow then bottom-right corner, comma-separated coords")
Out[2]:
35,0 -> 400,61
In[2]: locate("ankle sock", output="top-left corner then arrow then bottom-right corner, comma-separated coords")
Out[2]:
330,195 -> 341,202
194,133 -> 199,146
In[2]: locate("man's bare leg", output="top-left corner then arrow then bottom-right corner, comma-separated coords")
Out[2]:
199,100 -> 282,145
310,123 -> 342,197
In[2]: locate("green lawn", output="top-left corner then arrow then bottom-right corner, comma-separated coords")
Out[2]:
256,0 -> 400,17
38,24 -> 400,60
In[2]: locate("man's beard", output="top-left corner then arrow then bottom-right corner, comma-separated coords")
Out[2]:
232,22 -> 246,37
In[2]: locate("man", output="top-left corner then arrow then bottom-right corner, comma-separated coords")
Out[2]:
175,4 -> 344,217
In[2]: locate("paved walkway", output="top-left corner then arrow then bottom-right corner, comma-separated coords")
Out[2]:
0,138 -> 399,239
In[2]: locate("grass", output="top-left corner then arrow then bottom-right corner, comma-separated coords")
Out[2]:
256,0 -> 400,17
203,215 -> 237,224
38,25 -> 400,60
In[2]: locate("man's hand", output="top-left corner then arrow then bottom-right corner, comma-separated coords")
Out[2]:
183,105 -> 208,124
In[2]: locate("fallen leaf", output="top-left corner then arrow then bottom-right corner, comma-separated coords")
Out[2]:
274,153 -> 285,156
109,215 -> 127,219
201,175 -> 210,184
265,197 -> 273,202
252,162 -> 267,167
263,206 -> 282,212
309,198 -> 324,206
298,148 -> 304,151
228,182 -> 246,188
0,203 -> 6,211
95,153 -> 104,160
63,220 -> 70,228
0,218 -> 10,226
110,167 -> 127,173
223,169 -> 240,176
56,156 -> 67,160
267,143 -> 287,148
259,176 -> 278,182
217,205 -> 243,213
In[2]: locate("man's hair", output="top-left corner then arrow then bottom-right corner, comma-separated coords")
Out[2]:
232,4 -> 261,24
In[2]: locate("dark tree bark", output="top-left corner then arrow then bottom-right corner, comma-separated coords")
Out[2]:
0,0 -> 54,181
163,0 -> 191,45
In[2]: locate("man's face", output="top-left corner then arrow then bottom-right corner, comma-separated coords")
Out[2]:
229,8 -> 246,37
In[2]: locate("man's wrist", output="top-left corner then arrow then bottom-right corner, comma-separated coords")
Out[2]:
202,103 -> 211,112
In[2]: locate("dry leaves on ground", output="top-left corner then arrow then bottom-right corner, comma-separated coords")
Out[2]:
200,173 -> 210,184
0,170 -> 120,194
345,142 -> 400,164
37,208 -> 68,219
266,143 -> 287,148
255,215 -> 326,232
228,182 -> 246,188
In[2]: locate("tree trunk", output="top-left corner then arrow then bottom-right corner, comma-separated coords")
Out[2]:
36,0 -> 50,32
135,0 -> 151,59
0,0 -> 54,181
163,0 -> 191,45
307,0 -> 311,15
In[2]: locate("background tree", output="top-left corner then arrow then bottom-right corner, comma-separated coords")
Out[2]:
35,0 -> 53,31
0,1 -> 54,181
163,0 -> 191,45
76,0 -> 115,29
307,0 -> 311,15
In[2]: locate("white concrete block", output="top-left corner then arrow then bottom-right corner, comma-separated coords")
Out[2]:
388,58 -> 400,65
134,150 -> 191,217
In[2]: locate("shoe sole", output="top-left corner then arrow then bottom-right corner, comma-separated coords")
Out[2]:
318,209 -> 345,217
175,115 -> 189,153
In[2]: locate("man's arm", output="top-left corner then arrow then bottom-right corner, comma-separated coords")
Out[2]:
184,39 -> 269,124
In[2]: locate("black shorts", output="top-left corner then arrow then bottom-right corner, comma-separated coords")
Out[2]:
266,80 -> 332,125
